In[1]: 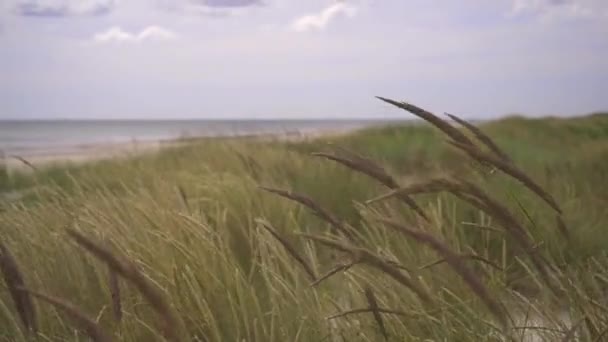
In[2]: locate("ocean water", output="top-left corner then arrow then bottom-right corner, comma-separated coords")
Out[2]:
0,119 -> 400,157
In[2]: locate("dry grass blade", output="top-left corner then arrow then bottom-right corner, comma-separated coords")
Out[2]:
67,229 -> 183,342
364,286 -> 388,341
10,155 -> 38,171
297,234 -> 355,254
366,179 -> 448,206
18,287 -> 113,342
102,240 -> 122,323
108,267 -> 122,322
258,221 -> 316,282
0,242 -> 37,334
378,218 -> 507,329
176,185 -> 190,213
449,140 -> 562,214
310,261 -> 356,287
460,222 -> 504,234
376,96 -> 473,146
445,113 -> 512,163
299,234 -> 433,304
420,253 -> 503,272
326,307 -> 410,320
311,151 -> 428,221
312,151 -> 397,188
556,216 -> 570,239
259,186 -> 358,241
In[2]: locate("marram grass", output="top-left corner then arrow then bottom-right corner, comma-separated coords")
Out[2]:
1,100 -> 608,341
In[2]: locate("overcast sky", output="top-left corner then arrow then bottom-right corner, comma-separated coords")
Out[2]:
1,0 -> 607,119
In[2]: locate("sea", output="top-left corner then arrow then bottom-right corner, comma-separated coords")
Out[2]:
0,119 -> 403,157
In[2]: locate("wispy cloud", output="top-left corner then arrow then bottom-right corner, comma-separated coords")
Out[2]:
93,26 -> 177,43
13,0 -> 115,17
195,0 -> 263,7
157,0 -> 264,17
291,2 -> 357,32
510,0 -> 608,20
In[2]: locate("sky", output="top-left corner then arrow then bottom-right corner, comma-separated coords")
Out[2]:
0,0 -> 607,119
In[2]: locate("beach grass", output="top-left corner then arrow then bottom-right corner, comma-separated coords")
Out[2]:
1,103 -> 608,341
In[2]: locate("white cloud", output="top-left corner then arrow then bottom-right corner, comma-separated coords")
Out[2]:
93,26 -> 177,43
291,2 -> 357,32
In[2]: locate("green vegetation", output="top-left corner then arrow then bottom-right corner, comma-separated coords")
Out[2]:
1,101 -> 608,341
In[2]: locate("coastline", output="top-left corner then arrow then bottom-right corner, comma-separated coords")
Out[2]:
3,139 -> 170,171
1,127 -> 360,172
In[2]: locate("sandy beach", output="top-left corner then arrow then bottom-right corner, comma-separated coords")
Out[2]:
1,127 -> 359,172
2,139 -> 168,170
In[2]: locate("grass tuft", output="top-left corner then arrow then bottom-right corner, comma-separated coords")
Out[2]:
0,242 -> 37,334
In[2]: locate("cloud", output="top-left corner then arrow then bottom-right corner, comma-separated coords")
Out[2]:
195,0 -> 262,7
93,26 -> 177,43
13,0 -> 115,17
510,0 -> 608,20
157,0 -> 264,16
291,2 -> 357,33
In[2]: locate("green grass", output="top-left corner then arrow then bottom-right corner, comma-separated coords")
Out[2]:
1,110 -> 608,341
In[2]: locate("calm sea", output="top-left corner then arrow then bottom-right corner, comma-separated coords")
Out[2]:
0,119 -> 401,157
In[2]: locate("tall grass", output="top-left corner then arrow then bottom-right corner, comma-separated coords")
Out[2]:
1,103 -> 607,341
